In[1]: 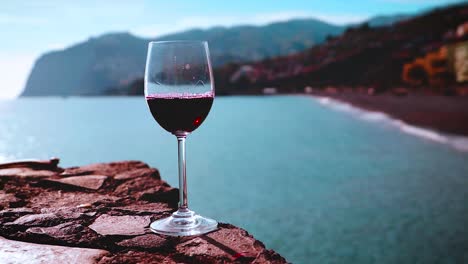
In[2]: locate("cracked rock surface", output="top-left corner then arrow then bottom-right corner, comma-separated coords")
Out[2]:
0,159 -> 287,263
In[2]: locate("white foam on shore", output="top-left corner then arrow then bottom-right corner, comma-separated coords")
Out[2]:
314,96 -> 468,153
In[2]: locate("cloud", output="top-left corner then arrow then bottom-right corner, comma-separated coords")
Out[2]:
0,53 -> 37,99
131,11 -> 368,37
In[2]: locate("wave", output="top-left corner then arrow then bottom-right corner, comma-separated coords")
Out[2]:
314,96 -> 468,153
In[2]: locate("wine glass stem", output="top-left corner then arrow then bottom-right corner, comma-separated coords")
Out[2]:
177,136 -> 188,210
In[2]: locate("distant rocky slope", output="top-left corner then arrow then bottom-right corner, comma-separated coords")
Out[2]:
213,3 -> 468,94
21,19 -> 344,96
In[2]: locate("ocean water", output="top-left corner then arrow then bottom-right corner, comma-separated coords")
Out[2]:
1,96 -> 468,263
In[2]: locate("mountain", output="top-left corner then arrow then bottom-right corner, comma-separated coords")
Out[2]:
213,3 -> 468,94
21,19 -> 344,96
366,14 -> 411,27
23,33 -> 147,96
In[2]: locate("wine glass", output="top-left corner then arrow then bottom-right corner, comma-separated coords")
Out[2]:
144,41 -> 217,236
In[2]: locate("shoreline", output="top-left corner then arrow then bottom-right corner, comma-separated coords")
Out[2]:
316,93 -> 468,137
310,93 -> 468,152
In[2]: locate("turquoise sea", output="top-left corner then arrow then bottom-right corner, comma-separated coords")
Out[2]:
1,96 -> 468,263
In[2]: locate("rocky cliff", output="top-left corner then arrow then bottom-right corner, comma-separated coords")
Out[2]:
0,159 -> 287,263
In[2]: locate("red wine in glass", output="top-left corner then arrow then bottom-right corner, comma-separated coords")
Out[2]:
145,40 -> 218,236
146,94 -> 213,135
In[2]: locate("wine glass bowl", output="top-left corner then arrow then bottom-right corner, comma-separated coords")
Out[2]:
146,95 -> 214,136
145,41 -> 215,137
145,41 -> 217,236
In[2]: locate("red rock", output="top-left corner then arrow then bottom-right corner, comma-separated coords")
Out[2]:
175,224 -> 263,262
40,206 -> 96,218
0,191 -> 20,209
206,225 -> 263,256
114,168 -> 160,180
61,161 -> 148,177
98,251 -> 177,264
0,158 -> 60,170
0,168 -> 57,178
89,214 -> 151,236
252,249 -> 288,264
26,222 -> 99,246
114,177 -> 167,195
45,175 -> 108,190
0,236 -> 108,264
0,207 -> 35,217
116,234 -> 167,249
0,160 -> 287,263
0,208 -> 35,224
6,213 -> 62,227
29,191 -> 121,209
114,176 -> 178,204
112,203 -> 173,215
138,186 -> 179,204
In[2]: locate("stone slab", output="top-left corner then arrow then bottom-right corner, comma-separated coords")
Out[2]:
114,168 -> 159,180
61,161 -> 148,177
112,203 -> 173,215
89,214 -> 151,236
6,213 -> 62,227
46,175 -> 108,190
0,168 -> 57,178
29,191 -> 121,209
116,234 -> 167,249
0,236 -> 108,264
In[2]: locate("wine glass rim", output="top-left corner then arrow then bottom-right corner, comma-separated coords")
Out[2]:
149,40 -> 208,45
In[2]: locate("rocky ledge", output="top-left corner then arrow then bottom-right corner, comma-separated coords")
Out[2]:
0,159 -> 286,264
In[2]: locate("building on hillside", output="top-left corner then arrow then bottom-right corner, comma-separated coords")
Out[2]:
456,21 -> 468,38
447,41 -> 468,83
229,65 -> 258,83
402,21 -> 468,89
262,87 -> 277,95
402,40 -> 468,88
402,48 -> 450,88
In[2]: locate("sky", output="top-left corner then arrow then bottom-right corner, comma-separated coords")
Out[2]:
0,0 -> 464,98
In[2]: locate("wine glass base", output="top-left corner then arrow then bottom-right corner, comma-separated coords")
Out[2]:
150,208 -> 217,236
